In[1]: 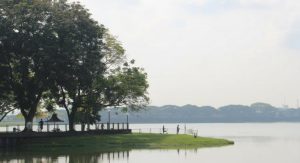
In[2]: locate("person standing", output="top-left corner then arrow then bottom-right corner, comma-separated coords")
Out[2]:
176,125 -> 180,134
162,125 -> 166,134
39,119 -> 44,132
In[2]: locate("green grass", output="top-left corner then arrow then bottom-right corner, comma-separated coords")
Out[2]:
20,133 -> 233,153
0,122 -> 24,126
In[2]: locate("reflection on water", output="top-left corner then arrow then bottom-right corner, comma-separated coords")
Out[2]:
1,123 -> 300,163
0,149 -> 204,163
0,150 -> 131,163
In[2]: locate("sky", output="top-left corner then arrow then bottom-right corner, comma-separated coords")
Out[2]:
76,0 -> 300,108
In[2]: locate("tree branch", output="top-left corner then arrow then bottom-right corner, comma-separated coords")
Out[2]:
0,108 -> 16,122
60,85 -> 70,117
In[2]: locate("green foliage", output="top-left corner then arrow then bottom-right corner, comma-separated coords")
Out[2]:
102,30 -> 126,68
0,0 -> 149,130
0,98 -> 16,121
98,61 -> 149,111
42,0 -> 107,130
0,67 -> 15,121
0,0 -> 56,127
74,107 -> 101,124
68,33 -> 149,128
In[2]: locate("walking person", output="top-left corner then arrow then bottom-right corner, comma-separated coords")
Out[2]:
39,119 -> 44,132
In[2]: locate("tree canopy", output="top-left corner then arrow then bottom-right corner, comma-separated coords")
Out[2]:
0,0 -> 56,129
0,0 -> 149,131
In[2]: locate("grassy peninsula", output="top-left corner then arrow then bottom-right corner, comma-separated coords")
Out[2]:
22,134 -> 233,152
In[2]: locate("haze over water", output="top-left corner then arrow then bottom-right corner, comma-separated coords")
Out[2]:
1,123 -> 300,163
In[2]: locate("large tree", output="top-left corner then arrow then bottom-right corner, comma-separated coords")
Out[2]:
50,30 -> 149,131
45,1 -> 106,131
0,0 -> 105,130
0,0 -> 149,131
76,59 -> 149,130
0,0 -> 58,130
45,1 -> 149,131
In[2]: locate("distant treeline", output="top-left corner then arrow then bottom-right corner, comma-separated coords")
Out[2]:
4,102 -> 300,123
99,102 -> 300,123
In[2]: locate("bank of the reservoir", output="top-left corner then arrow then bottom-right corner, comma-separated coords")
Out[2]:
19,133 -> 233,152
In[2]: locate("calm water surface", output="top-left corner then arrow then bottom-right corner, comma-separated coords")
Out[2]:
1,123 -> 300,163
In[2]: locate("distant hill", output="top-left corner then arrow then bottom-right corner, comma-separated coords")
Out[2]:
99,102 -> 300,123
3,102 -> 300,123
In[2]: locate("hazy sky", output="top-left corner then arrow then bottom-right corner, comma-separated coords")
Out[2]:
77,0 -> 300,107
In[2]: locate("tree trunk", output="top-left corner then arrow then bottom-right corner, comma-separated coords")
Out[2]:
18,93 -> 41,132
81,123 -> 86,131
63,104 -> 76,132
22,102 -> 39,132
68,111 -> 76,131
87,123 -> 90,131
23,114 -> 34,132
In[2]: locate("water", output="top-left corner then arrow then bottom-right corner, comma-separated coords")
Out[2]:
1,123 -> 300,163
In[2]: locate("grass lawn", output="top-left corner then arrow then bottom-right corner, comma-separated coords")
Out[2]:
20,133 -> 233,153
